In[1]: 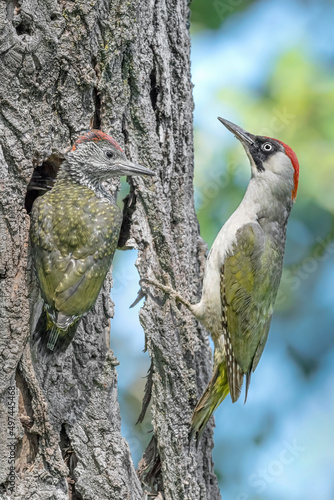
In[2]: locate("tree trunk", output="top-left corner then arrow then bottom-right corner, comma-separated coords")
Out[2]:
0,0 -> 221,499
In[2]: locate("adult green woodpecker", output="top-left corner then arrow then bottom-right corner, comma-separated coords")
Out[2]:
30,130 -> 155,352
144,118 -> 299,439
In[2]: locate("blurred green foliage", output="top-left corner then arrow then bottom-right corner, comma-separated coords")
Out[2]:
195,49 -> 334,263
191,0 -> 256,31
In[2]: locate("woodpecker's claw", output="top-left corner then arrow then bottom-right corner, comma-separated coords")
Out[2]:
139,277 -> 193,311
130,278 -> 183,308
130,288 -> 145,308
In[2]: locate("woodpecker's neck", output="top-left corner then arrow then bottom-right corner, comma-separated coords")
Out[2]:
241,177 -> 293,227
56,159 -> 118,203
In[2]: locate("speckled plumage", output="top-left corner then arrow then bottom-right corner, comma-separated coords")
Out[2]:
31,130 -> 155,352
31,179 -> 122,326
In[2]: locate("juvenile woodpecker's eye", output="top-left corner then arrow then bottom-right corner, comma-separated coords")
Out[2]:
105,150 -> 114,159
262,143 -> 273,152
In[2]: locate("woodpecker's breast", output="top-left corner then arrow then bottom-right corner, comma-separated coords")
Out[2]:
46,180 -> 122,257
194,216 -> 244,332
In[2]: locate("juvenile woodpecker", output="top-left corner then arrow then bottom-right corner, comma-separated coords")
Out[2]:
144,118 -> 299,438
30,130 -> 155,351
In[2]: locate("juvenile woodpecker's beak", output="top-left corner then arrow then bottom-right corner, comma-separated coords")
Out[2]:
118,161 -> 155,177
218,117 -> 255,146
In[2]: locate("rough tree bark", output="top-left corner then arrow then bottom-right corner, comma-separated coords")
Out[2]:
0,0 -> 221,499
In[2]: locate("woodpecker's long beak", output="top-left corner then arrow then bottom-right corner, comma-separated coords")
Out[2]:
118,161 -> 155,177
218,117 -> 255,146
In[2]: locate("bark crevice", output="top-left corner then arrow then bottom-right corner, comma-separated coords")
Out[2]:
59,424 -> 83,500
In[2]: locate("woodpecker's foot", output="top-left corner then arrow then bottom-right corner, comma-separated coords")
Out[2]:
140,277 -> 193,311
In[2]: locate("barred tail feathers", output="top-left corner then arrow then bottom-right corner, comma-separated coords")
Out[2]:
32,308 -> 78,355
190,361 -> 230,440
46,325 -> 60,351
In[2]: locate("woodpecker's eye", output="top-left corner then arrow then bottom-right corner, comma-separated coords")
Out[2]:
105,150 -> 114,159
262,142 -> 273,152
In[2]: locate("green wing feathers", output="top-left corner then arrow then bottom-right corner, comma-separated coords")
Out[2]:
222,223 -> 283,402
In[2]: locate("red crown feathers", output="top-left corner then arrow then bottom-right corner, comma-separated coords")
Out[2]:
276,139 -> 299,201
265,137 -> 299,201
71,130 -> 123,152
